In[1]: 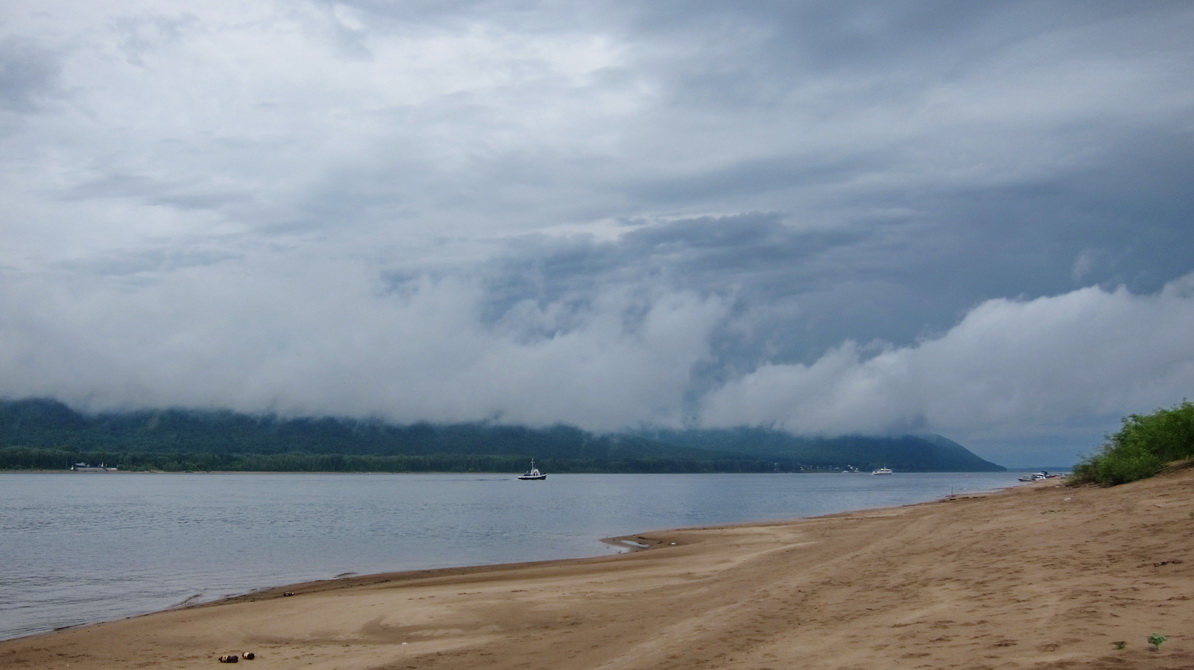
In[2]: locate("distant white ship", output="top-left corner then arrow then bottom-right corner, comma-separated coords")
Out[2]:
71,462 -> 118,473
871,467 -> 893,475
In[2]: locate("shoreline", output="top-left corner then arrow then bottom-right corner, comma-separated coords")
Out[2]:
198,495 -> 999,609
3,472 -> 1190,669
0,475 -> 1012,644
0,470 -> 1020,644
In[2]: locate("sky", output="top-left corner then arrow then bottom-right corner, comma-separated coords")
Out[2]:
2,1 -> 1193,468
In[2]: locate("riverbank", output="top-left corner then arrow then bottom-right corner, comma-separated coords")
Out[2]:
2,469 -> 1190,669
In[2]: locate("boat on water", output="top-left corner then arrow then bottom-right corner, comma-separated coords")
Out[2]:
871,466 -> 893,475
70,462 -> 118,473
1019,471 -> 1058,482
517,459 -> 546,481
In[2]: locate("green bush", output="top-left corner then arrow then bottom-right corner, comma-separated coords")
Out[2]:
1072,401 -> 1194,486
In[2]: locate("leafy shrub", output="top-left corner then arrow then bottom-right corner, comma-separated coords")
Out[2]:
1072,401 -> 1194,486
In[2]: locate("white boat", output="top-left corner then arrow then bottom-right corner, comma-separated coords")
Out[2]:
871,467 -> 893,475
71,462 -> 118,473
517,459 -> 546,481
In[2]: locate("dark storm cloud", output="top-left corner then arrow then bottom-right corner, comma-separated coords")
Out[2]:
2,0 -> 1193,466
625,154 -> 887,208
0,38 -> 64,113
480,214 -> 862,317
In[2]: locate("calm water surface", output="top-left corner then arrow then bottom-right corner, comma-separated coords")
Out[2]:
0,471 -> 1022,640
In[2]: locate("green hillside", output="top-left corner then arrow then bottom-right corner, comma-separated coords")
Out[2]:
0,398 -> 1003,473
637,428 -> 1005,472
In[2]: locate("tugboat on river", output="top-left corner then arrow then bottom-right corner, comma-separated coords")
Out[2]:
517,459 -> 547,481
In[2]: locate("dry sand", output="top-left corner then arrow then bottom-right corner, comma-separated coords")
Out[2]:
3,468 -> 1192,670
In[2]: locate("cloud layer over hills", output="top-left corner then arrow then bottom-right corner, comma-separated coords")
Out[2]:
3,1 -> 1193,466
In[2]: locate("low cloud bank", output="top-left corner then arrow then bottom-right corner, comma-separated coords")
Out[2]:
2,260 -> 1192,457
701,274 -> 1194,443
0,258 -> 726,431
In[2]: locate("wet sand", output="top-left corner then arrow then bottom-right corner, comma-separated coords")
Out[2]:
2,467 -> 1191,669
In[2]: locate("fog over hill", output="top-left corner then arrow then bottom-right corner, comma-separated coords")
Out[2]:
0,399 -> 1003,472
3,2 -> 1192,468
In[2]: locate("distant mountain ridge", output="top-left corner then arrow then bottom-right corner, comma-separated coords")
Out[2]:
0,398 -> 1004,472
635,427 -> 1004,472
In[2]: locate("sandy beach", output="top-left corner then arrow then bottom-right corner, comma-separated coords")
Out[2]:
2,468 -> 1191,670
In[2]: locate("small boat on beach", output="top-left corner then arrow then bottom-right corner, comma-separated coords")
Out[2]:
871,467 -> 893,475
517,460 -> 546,481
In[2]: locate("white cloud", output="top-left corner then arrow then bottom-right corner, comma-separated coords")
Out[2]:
701,274 -> 1194,444
0,254 -> 726,430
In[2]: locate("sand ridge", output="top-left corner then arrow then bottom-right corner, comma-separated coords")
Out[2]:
2,468 -> 1191,669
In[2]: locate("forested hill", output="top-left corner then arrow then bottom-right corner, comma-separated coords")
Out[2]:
0,398 -> 1004,473
635,428 -> 1004,473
